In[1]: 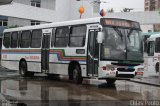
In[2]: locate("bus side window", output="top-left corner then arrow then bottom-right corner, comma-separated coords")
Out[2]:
10,32 -> 18,48
147,41 -> 154,56
155,37 -> 160,53
69,25 -> 86,47
51,28 -> 55,47
3,32 -> 10,48
20,31 -> 31,48
31,29 -> 42,48
18,32 -> 21,48
55,27 -> 69,47
94,31 -> 99,58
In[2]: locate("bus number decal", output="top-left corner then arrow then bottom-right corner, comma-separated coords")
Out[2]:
30,56 -> 40,59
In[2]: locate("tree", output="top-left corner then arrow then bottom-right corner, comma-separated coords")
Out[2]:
107,8 -> 114,13
8,25 -> 22,28
121,8 -> 134,12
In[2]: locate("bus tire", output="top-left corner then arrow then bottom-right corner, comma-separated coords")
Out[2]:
106,79 -> 116,85
73,65 -> 83,84
155,62 -> 159,73
19,61 -> 28,77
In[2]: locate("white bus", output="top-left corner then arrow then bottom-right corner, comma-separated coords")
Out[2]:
1,18 -> 143,84
143,33 -> 160,76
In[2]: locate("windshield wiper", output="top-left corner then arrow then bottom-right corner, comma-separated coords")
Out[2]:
126,29 -> 133,42
113,27 -> 123,40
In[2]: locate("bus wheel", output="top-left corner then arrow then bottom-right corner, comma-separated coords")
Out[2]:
155,62 -> 159,73
106,79 -> 116,85
73,65 -> 83,84
19,61 -> 29,77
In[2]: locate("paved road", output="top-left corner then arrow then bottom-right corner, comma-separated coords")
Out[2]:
0,68 -> 160,106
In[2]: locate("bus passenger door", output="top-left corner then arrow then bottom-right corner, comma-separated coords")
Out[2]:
41,29 -> 52,73
87,30 -> 99,77
146,41 -> 155,76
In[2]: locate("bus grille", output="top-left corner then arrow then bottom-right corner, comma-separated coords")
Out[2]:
117,68 -> 135,72
116,74 -> 135,78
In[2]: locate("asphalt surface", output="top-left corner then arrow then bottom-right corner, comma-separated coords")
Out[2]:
0,68 -> 160,106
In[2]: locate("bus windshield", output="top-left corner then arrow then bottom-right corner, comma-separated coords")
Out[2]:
101,27 -> 143,61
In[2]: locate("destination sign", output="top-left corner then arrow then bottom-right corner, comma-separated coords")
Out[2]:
101,18 -> 140,29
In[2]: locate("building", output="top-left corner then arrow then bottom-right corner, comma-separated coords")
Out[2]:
145,0 -> 160,11
0,0 -> 13,5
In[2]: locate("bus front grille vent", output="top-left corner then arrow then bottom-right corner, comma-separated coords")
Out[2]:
117,68 -> 135,72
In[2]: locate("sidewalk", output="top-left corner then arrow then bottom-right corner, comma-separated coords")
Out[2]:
130,76 -> 160,87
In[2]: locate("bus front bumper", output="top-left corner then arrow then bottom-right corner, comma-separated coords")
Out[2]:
98,71 -> 135,80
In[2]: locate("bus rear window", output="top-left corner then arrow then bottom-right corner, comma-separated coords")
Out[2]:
3,32 -> 10,48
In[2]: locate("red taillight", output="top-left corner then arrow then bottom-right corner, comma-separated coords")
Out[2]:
102,66 -> 107,70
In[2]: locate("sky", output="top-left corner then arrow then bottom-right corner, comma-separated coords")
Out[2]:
100,0 -> 144,12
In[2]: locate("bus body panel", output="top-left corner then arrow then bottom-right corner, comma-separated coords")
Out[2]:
48,47 -> 87,76
143,33 -> 160,77
98,61 -> 136,79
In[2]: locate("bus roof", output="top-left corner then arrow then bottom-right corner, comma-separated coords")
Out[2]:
4,17 -> 101,32
143,32 -> 160,36
4,17 -> 140,32
146,33 -> 160,41
150,33 -> 160,37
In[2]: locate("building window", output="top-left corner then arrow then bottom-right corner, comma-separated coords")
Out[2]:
0,19 -> 8,26
31,20 -> 40,26
31,0 -> 41,7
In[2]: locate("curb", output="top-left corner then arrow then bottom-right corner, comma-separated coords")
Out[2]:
129,79 -> 160,87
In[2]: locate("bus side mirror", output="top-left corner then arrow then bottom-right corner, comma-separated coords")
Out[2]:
97,32 -> 104,44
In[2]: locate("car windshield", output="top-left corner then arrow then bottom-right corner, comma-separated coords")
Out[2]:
101,27 -> 143,61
